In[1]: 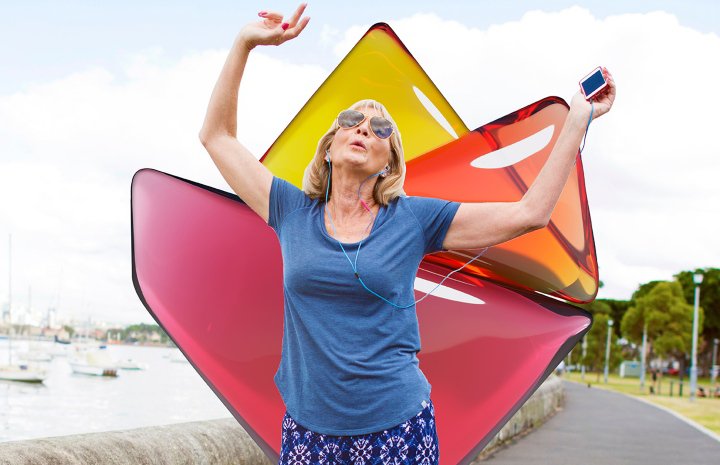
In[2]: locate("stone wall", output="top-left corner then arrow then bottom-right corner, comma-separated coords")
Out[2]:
0,375 -> 564,464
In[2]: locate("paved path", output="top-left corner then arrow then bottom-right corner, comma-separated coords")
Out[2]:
483,380 -> 720,464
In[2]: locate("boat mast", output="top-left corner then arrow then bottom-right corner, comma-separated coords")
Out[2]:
8,233 -> 12,366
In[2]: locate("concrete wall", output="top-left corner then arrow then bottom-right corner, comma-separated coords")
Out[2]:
0,375 -> 564,464
472,374 -> 565,461
0,419 -> 273,465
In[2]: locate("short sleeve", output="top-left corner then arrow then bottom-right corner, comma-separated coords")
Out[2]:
404,196 -> 461,254
268,176 -> 313,232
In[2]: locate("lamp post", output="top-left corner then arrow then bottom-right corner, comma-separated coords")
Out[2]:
581,336 -> 587,381
604,319 -> 614,384
640,323 -> 648,390
712,338 -> 719,387
689,272 -> 703,402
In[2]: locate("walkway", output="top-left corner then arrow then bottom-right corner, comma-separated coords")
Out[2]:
483,380 -> 720,464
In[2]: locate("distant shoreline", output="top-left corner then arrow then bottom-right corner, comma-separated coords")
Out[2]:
0,336 -> 174,349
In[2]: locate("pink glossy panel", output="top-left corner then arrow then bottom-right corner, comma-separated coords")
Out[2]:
131,169 -> 591,465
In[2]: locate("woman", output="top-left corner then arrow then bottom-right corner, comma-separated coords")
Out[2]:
199,4 -> 616,464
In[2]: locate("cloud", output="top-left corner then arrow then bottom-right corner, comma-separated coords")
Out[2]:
333,8 -> 720,300
0,46 -> 326,325
1,7 -> 718,325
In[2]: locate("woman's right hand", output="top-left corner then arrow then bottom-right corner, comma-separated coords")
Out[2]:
238,3 -> 310,51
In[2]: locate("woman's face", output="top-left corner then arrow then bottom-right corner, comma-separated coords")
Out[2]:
329,106 -> 392,177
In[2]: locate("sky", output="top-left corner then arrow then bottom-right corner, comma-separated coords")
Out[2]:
1,1 -> 718,326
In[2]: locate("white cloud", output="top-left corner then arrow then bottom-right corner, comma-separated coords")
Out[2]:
1,7 -> 718,326
0,46 -> 326,325
334,8 -> 720,300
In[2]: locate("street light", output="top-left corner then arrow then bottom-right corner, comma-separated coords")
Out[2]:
689,272 -> 703,402
581,336 -> 587,381
604,319 -> 614,384
712,338 -> 719,388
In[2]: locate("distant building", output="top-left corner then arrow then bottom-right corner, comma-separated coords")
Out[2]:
46,307 -> 58,328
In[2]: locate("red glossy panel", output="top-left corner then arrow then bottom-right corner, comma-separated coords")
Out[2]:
407,98 -> 597,302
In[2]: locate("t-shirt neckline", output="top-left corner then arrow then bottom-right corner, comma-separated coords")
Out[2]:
319,202 -> 386,246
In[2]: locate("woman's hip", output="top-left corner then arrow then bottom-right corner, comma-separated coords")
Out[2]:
278,399 -> 439,465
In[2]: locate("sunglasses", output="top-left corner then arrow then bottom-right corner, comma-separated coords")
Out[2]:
337,109 -> 394,140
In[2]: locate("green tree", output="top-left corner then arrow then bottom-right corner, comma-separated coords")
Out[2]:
622,281 -> 703,379
62,324 -> 75,339
675,268 -> 719,370
579,301 -> 622,378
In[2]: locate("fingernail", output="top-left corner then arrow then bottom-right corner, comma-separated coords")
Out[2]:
258,11 -> 267,16
281,22 -> 289,30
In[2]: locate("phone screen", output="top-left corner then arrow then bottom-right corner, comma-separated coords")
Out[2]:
581,69 -> 606,96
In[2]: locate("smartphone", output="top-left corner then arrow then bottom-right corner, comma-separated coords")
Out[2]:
579,67 -> 608,101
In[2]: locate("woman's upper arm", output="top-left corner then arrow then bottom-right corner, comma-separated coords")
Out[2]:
200,133 -> 273,222
442,200 -> 544,250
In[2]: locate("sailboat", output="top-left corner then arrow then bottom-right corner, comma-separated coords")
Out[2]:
0,234 -> 46,383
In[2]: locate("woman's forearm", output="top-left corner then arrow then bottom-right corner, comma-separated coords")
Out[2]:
521,108 -> 590,226
199,36 -> 252,141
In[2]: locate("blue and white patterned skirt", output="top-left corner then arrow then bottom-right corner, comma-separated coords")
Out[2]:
278,399 -> 439,465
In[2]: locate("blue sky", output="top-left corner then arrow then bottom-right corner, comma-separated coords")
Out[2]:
1,1 -> 718,93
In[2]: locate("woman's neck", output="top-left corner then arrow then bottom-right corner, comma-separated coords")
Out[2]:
328,171 -> 379,219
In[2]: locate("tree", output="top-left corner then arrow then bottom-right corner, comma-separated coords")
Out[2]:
63,324 -> 75,339
675,268 -> 719,372
579,301 -> 622,378
622,281 -> 702,380
596,299 -> 631,338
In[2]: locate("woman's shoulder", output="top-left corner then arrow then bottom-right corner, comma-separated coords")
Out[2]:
272,176 -> 315,202
269,176 -> 318,231
395,194 -> 456,210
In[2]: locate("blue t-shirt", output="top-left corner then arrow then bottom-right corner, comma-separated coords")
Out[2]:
268,176 -> 460,435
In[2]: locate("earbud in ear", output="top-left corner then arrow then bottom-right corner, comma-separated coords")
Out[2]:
325,149 -> 331,163
380,166 -> 390,177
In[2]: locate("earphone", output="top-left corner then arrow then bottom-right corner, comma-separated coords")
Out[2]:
323,149 -> 489,309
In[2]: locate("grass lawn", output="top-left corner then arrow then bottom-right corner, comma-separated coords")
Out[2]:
561,371 -> 720,435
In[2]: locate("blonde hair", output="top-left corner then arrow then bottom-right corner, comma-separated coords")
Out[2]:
302,99 -> 406,205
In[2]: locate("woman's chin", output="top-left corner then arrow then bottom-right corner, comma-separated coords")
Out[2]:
341,152 -> 368,166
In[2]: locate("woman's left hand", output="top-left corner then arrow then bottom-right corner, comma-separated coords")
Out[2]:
569,67 -> 616,122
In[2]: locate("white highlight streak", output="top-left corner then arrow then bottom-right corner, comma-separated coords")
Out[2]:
413,86 -> 458,139
414,277 -> 484,304
471,125 -> 554,169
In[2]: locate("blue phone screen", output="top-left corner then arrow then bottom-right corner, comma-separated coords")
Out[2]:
582,70 -> 606,95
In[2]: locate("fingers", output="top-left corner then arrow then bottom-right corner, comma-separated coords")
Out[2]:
283,16 -> 310,40
285,3 -> 307,28
259,10 -> 284,25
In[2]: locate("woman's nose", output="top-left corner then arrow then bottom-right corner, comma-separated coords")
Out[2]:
355,123 -> 369,136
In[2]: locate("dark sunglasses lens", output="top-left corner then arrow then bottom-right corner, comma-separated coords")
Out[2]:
370,117 -> 393,139
338,110 -> 364,128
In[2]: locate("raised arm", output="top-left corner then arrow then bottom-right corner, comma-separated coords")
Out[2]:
443,68 -> 616,250
198,4 -> 310,222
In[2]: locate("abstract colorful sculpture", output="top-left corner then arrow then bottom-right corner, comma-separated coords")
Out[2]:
132,23 -> 594,465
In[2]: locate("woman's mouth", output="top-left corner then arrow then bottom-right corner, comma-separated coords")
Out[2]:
350,140 -> 366,150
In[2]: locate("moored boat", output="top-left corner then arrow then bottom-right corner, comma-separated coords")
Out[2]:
0,364 -> 46,383
70,351 -> 119,377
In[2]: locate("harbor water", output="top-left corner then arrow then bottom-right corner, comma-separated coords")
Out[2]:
0,339 -> 233,442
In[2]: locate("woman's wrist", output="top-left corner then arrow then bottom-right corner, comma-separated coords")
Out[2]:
235,31 -> 255,52
567,104 -> 592,130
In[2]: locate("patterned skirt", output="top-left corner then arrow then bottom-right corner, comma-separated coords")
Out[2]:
278,399 -> 439,465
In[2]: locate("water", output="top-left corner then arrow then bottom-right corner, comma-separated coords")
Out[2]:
0,340 -> 232,442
